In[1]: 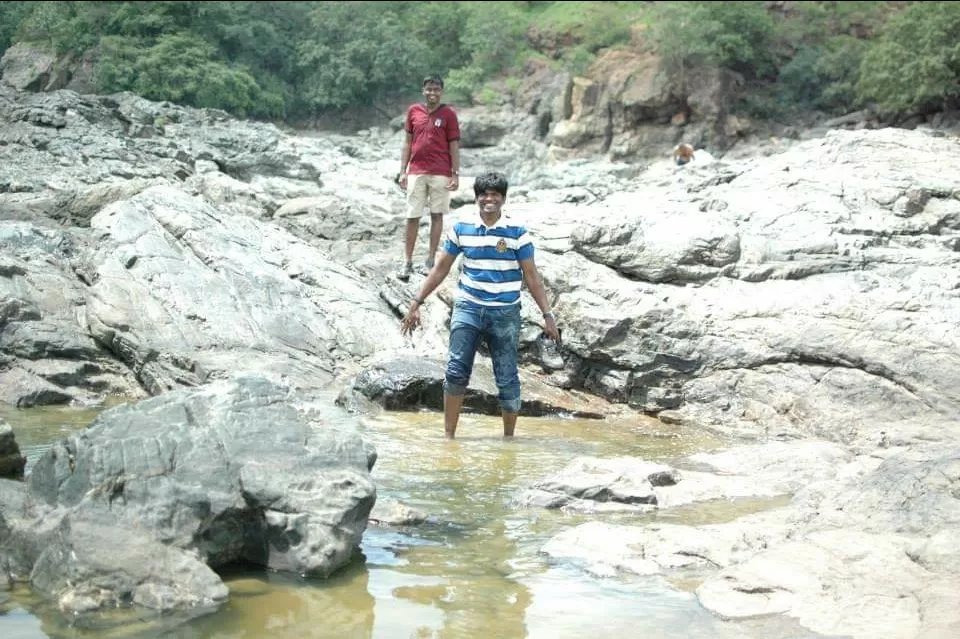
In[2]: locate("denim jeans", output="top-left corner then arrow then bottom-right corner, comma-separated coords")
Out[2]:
444,300 -> 522,413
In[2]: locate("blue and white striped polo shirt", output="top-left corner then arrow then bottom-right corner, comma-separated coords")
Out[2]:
443,213 -> 534,307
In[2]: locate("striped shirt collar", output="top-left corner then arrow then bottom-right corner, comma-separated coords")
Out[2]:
473,211 -> 510,230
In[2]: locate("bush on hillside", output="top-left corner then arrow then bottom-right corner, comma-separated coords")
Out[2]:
4,1 -> 960,125
0,1 -> 38,52
97,33 -> 270,117
857,1 -> 960,115
649,1 -> 776,83
777,36 -> 867,113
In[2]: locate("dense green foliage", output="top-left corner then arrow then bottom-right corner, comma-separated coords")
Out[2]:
649,2 -> 777,81
857,2 -> 960,114
0,1 -> 37,53
0,1 -> 957,122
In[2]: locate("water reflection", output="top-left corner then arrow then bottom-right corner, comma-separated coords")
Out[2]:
2,405 -> 801,639
0,604 -> 46,639
193,561 -> 378,639
369,438 -> 533,639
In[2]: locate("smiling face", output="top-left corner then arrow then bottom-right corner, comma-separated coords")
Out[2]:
422,81 -> 443,109
477,188 -> 505,218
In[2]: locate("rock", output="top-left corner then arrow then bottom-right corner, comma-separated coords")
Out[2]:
519,441 -> 851,513
0,420 -> 26,479
0,43 -> 60,92
369,498 -> 427,526
341,354 -> 610,419
695,530 -> 933,639
3,373 -> 377,613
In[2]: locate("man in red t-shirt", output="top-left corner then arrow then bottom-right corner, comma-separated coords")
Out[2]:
396,75 -> 461,281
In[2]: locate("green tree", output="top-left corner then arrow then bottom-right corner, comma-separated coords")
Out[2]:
649,1 -> 776,82
815,36 -> 870,111
857,2 -> 960,114
445,2 -> 526,103
772,1 -> 887,115
16,1 -> 297,118
0,1 -> 39,54
775,1 -> 888,51
297,2 -> 433,111
11,1 -> 956,126
459,2 -> 527,74
16,1 -> 114,52
96,33 -> 268,116
777,36 -> 868,113
404,2 -> 470,73
196,2 -> 313,118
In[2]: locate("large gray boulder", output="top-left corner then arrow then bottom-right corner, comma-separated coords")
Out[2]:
1,373 -> 377,614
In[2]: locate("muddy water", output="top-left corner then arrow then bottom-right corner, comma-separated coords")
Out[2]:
0,403 -> 110,470
0,407 -> 809,639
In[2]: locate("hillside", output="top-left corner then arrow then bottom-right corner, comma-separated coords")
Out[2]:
1,3 -> 958,115
1,1 -> 959,162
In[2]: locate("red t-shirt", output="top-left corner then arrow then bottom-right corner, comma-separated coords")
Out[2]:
405,103 -> 460,177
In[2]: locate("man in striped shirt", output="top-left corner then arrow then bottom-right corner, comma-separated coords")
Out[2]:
401,171 -> 561,439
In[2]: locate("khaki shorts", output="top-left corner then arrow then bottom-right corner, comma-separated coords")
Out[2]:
406,174 -> 451,218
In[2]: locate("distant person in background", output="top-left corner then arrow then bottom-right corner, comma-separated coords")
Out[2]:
673,142 -> 695,166
396,75 -> 461,281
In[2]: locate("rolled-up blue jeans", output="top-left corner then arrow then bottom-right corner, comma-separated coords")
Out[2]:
444,299 -> 522,413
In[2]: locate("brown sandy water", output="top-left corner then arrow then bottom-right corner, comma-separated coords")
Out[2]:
0,406 -> 816,639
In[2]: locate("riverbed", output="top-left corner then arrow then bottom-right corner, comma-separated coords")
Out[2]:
0,406 -> 820,639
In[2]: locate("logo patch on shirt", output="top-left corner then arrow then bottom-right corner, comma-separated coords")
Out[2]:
495,239 -> 507,253
434,118 -> 443,127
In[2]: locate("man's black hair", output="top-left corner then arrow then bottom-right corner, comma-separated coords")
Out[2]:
473,171 -> 509,198
423,75 -> 444,88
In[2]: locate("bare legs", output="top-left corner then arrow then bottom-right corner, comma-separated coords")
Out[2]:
402,213 -> 444,269
403,217 -> 419,265
443,392 -> 465,439
443,392 -> 518,439
501,411 -> 518,437
427,213 -> 443,266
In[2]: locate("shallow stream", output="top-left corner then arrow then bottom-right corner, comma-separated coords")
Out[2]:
0,406 -> 815,639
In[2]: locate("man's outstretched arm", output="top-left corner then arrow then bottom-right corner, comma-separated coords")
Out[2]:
413,251 -> 457,303
401,250 -> 458,335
